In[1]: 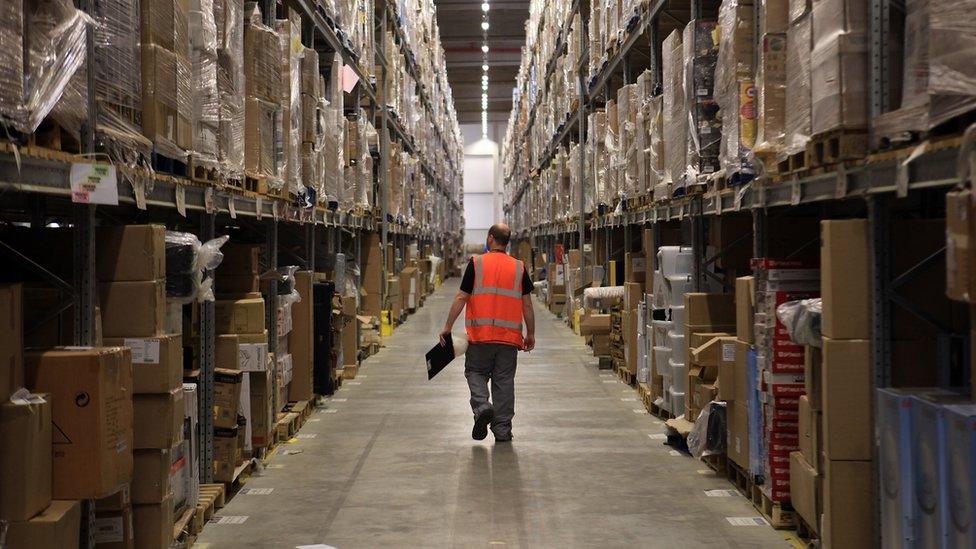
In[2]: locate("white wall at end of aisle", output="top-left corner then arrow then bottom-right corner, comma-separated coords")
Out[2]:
462,122 -> 507,249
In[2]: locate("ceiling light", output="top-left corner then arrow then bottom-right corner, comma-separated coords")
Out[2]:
482,2 -> 489,12
481,21 -> 489,30
482,64 -> 489,71
481,44 -> 489,53
482,83 -> 488,91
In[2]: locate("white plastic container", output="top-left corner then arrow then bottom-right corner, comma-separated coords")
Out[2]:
670,360 -> 688,392
658,246 -> 694,277
651,319 -> 672,344
670,305 -> 686,328
667,274 -> 692,307
668,387 -> 686,417
652,270 -> 670,308
653,346 -> 672,376
667,330 -> 686,356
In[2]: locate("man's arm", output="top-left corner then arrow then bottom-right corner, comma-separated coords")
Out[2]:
522,294 -> 535,351
439,291 -> 469,346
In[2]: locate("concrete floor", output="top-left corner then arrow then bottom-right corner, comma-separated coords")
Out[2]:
196,279 -> 789,549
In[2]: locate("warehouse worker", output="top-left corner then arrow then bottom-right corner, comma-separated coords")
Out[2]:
440,223 -> 535,442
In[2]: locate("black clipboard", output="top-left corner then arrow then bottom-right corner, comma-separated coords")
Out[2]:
425,333 -> 458,380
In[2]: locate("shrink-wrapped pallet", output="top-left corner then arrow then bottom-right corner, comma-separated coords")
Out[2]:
277,10 -> 303,196
684,20 -> 721,183
662,30 -> 686,193
215,0 -> 244,178
754,33 -> 788,161
190,0 -> 220,168
716,0 -> 757,178
783,14 -> 812,155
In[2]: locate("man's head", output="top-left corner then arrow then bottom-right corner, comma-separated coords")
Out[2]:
486,223 -> 512,251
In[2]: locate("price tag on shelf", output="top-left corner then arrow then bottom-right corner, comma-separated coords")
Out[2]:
255,196 -> 263,220
791,180 -> 801,205
228,196 -> 237,219
70,162 -> 118,205
896,162 -> 910,198
175,185 -> 186,217
132,179 -> 147,210
835,164 -> 848,199
715,193 -> 723,215
733,187 -> 743,211
272,201 -> 279,221
204,188 -> 215,214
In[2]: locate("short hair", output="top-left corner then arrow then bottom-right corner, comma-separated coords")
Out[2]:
488,224 -> 511,246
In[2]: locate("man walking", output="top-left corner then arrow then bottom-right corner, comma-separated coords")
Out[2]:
440,223 -> 535,442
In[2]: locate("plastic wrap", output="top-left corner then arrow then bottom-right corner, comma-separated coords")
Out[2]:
753,33 -> 787,159
583,286 -> 625,309
775,297 -> 822,347
662,30 -> 686,192
165,231 -> 228,303
810,31 -> 868,135
189,0 -> 220,167
783,15 -> 812,155
684,20 -> 721,183
0,3 -> 25,129
716,0 -> 757,178
269,265 -> 302,305
688,401 -> 727,458
216,0 -> 245,177
277,11 -> 303,197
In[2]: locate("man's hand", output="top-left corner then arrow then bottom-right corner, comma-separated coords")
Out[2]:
439,329 -> 452,347
523,333 -> 535,352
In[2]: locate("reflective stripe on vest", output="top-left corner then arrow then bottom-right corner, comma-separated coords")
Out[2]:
465,318 -> 523,330
470,256 -> 523,298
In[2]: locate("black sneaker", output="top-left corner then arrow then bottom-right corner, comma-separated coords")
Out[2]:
472,407 -> 494,441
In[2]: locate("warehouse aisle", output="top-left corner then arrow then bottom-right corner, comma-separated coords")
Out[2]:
196,279 -> 788,549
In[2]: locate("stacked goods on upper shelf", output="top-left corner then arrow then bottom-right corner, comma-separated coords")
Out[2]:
216,0 -> 246,179
277,10 -> 303,197
190,0 -> 221,172
662,30 -> 686,200
243,4 -> 282,190
753,0 -> 788,171
715,0 -> 756,183
142,0 -> 193,161
874,0 -> 976,141
318,0 -> 373,80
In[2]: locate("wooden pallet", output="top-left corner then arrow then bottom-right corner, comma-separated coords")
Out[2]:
597,356 -> 614,369
726,460 -> 760,504
151,149 -> 190,178
30,119 -> 81,154
794,515 -> 821,548
275,412 -> 301,441
286,400 -> 313,422
703,453 -> 727,474
342,363 -> 359,379
173,505 -> 199,543
776,149 -> 809,176
615,363 -> 635,386
196,484 -> 226,524
806,128 -> 869,168
756,490 -> 797,530
190,155 -> 220,184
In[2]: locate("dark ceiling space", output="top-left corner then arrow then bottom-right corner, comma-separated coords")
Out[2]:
435,0 -> 529,126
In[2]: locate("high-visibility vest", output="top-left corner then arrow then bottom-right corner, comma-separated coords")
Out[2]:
465,252 -> 525,348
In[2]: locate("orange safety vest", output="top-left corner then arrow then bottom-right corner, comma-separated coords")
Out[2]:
465,252 -> 525,348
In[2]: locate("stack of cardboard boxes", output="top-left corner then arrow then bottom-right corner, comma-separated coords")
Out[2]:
752,258 -> 818,507
725,276 -> 755,472
548,261 -> 567,315
622,253 -> 646,377
142,0 -> 193,158
96,225 -> 183,548
243,4 -> 282,182
683,294 -> 735,421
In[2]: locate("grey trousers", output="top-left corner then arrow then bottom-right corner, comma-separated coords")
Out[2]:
464,343 -> 518,436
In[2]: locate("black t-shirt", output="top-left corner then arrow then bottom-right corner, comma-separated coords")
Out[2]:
460,252 -> 534,295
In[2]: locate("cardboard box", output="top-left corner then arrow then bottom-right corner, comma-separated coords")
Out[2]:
727,402 -> 751,469
0,284 -> 23,400
96,225 -> 166,282
822,337 -> 871,460
249,369 -> 274,447
804,346 -> 822,410
140,0 -> 189,52
733,340 -> 752,403
141,45 -> 192,150
99,280 -> 166,338
133,388 -> 184,449
591,334 -> 611,355
625,252 -> 646,285
213,368 -> 242,429
215,297 -> 266,334
946,190 -> 973,302
218,244 -> 260,275
944,404 -> 976,548
25,347 -> 133,499
288,271 -> 314,401
735,277 -> 755,343
341,320 -> 359,367
823,459 -> 874,549
132,447 -> 175,504
716,338 -> 738,401
810,31 -> 869,134
580,314 -> 611,336
104,334 -> 182,394
94,503 -> 134,548
684,293 -> 736,326
623,310 -> 639,374
790,451 -> 821,533
763,0 -> 790,33
212,426 -> 241,482
5,499 -> 81,549
218,274 -> 261,295
798,394 -> 821,470
0,394 -> 52,521
821,220 -> 870,338
133,493 -> 174,549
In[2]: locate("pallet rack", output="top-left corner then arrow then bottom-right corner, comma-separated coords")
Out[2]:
502,0 -> 974,543
0,0 -> 463,545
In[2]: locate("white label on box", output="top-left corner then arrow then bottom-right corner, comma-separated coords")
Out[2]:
721,342 -> 735,362
213,516 -> 249,525
175,185 -> 186,217
239,343 -> 269,372
726,517 -> 768,526
124,338 -> 160,364
94,517 -> 124,543
70,162 -> 119,205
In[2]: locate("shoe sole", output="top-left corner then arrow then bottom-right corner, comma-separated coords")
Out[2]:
472,408 -> 494,440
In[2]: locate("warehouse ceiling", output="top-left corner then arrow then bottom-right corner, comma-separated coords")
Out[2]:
435,0 -> 529,126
